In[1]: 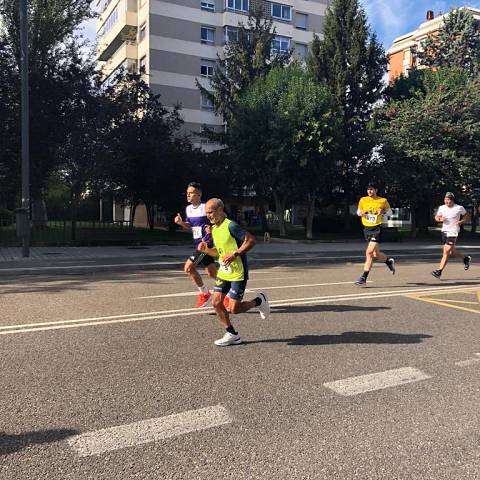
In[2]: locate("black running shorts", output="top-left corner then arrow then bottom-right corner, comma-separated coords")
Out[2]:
364,226 -> 382,243
441,233 -> 458,246
188,251 -> 215,267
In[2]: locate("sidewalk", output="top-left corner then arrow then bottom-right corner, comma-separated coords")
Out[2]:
2,240 -> 480,275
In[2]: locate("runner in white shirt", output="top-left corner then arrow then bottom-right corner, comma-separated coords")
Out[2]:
431,192 -> 471,279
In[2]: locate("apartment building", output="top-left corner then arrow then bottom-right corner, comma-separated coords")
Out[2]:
387,6 -> 480,83
96,0 -> 330,149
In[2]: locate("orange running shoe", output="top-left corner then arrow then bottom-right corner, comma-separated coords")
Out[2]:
196,292 -> 211,308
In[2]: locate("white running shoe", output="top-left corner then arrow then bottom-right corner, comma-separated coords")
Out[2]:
214,331 -> 242,347
257,292 -> 270,320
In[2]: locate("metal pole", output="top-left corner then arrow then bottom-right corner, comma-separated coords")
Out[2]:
20,0 -> 30,257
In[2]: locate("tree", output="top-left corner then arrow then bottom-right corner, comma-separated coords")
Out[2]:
103,74 -> 201,230
0,38 -> 20,208
0,0 -> 95,224
0,0 -> 93,71
417,8 -> 480,78
197,5 -> 291,125
307,0 -> 387,229
375,68 -> 480,236
225,64 -> 339,238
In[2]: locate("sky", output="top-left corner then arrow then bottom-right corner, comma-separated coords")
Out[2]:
361,0 -> 480,50
77,1 -> 480,52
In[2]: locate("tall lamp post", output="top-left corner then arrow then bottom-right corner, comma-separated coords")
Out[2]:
19,0 -> 30,257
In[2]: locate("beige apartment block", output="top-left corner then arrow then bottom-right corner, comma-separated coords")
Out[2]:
96,0 -> 330,150
387,6 -> 480,83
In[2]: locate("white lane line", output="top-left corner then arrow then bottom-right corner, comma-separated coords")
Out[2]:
68,405 -> 232,457
0,252 -> 445,273
455,354 -> 480,367
2,284 -> 479,335
135,281 -> 361,299
323,367 -> 432,396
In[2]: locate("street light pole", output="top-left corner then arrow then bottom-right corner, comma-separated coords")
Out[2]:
19,0 -> 30,257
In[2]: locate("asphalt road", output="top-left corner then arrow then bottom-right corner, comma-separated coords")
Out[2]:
0,257 -> 479,479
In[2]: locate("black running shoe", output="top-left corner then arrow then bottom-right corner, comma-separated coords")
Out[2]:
464,255 -> 472,271
386,258 -> 396,275
431,269 -> 442,280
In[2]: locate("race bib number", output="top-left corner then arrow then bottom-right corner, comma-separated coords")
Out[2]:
219,260 -> 232,274
192,226 -> 203,239
365,214 -> 378,224
445,230 -> 458,237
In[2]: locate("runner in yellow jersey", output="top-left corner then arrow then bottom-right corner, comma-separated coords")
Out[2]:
198,198 -> 270,346
354,182 -> 396,286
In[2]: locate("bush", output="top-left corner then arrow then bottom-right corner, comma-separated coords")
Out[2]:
0,208 -> 14,225
312,214 -> 363,234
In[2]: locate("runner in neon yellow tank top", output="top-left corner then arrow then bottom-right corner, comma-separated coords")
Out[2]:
198,198 -> 270,347
354,182 -> 396,286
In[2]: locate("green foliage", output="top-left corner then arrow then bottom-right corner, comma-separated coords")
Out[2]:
307,0 -> 387,207
375,67 -> 480,230
416,8 -> 480,77
0,0 -> 94,70
197,6 -> 291,126
225,63 -> 339,235
101,73 -> 207,229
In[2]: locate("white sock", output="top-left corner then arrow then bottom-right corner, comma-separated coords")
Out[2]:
198,285 -> 209,294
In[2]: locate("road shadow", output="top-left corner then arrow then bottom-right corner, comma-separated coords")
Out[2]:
272,304 -> 391,314
243,331 -> 432,346
0,428 -> 78,455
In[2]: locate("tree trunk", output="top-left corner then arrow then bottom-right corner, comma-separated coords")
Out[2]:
343,197 -> 351,232
273,192 -> 287,237
410,206 -> 417,238
32,196 -> 48,228
305,195 -> 315,240
258,203 -> 269,233
146,204 -> 155,231
70,195 -> 79,242
129,202 -> 137,228
471,204 -> 478,233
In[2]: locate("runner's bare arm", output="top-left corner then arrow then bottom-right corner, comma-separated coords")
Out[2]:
198,241 -> 218,257
174,213 -> 192,230
457,213 -> 469,226
223,232 -> 256,266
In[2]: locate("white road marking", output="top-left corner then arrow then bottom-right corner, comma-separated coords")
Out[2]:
135,281 -> 361,299
455,353 -> 480,367
323,367 -> 432,396
68,405 -> 232,457
0,252 -> 445,273
1,284 -> 479,335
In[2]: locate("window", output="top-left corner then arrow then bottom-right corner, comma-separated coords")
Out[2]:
139,23 -> 146,42
200,64 -> 214,77
271,3 -> 292,21
272,36 -> 290,54
201,26 -> 215,44
201,1 -> 215,11
295,43 -> 308,61
224,26 -> 239,43
226,0 -> 248,12
201,93 -> 214,110
139,55 -> 147,74
295,12 -> 307,30
98,6 -> 119,37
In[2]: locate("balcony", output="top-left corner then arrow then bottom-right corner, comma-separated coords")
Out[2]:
97,1 -> 138,62
101,41 -> 138,77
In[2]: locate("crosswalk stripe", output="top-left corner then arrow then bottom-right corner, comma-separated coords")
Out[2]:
323,367 -> 432,396
68,405 -> 232,457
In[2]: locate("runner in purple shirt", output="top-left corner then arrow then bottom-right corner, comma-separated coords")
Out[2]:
174,182 -> 217,307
